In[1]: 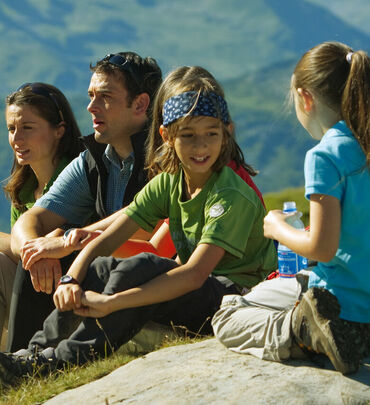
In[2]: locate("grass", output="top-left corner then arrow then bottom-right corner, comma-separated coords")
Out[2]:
0,334 -> 207,405
0,352 -> 136,404
263,187 -> 309,227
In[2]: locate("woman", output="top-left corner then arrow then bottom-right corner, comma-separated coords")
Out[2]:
0,82 -> 83,348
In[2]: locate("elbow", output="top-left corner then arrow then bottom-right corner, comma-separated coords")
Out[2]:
315,251 -> 336,263
185,269 -> 208,291
10,227 -> 21,256
193,272 -> 210,290
306,235 -> 339,263
192,278 -> 206,291
10,240 -> 19,258
311,246 -> 337,263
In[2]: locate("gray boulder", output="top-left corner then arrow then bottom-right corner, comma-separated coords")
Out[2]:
45,338 -> 370,405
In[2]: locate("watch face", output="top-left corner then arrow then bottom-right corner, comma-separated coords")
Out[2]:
60,275 -> 73,284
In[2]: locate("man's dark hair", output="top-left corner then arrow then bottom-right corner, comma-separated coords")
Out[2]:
90,51 -> 162,119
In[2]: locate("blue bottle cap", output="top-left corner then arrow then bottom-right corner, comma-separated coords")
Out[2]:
283,201 -> 297,213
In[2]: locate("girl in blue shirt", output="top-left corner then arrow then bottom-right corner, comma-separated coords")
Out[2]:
263,42 -> 370,374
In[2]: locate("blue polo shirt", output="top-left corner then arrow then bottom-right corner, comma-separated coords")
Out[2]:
305,121 -> 370,322
35,145 -> 134,226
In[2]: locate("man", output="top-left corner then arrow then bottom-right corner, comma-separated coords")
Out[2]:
8,52 -> 162,351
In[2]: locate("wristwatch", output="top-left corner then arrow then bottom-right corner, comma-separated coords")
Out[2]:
58,275 -> 79,286
63,228 -> 76,240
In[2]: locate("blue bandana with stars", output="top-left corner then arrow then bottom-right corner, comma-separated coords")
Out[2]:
163,91 -> 230,126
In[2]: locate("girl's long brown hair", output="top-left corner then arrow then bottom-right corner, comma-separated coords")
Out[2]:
292,41 -> 370,167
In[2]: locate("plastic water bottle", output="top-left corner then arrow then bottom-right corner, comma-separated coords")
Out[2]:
278,201 -> 308,278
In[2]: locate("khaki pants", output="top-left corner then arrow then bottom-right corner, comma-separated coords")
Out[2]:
212,273 -> 309,362
0,252 -> 17,350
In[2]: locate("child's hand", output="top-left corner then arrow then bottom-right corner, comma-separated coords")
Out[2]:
54,283 -> 83,311
64,229 -> 103,250
263,210 -> 286,239
74,290 -> 112,318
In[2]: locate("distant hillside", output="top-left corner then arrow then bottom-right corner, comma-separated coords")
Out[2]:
307,0 -> 370,34
223,59 -> 316,193
0,0 -> 369,231
0,0 -> 368,93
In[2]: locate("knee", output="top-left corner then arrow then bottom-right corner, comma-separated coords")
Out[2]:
212,299 -> 271,349
212,303 -> 249,344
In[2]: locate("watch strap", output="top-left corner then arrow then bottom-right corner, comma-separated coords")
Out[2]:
63,228 -> 76,240
58,275 -> 79,286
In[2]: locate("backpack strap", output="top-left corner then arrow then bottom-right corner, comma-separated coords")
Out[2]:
82,134 -> 108,220
123,130 -> 148,206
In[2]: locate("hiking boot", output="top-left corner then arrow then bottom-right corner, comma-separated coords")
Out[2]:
13,348 -> 34,358
0,351 -> 56,384
291,287 -> 359,374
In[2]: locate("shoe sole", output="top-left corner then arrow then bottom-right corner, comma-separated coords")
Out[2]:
294,287 -> 358,374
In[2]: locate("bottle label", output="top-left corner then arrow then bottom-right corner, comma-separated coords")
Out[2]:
299,255 -> 308,269
278,250 -> 299,277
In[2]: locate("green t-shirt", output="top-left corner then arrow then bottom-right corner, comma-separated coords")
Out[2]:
10,157 -> 70,227
125,166 -> 277,289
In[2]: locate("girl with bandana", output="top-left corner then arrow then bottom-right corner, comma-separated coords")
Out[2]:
213,42 -> 370,375
109,66 -> 265,259
0,67 -> 276,377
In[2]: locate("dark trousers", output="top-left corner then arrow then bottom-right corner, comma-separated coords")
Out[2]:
28,253 -> 239,365
6,254 -> 77,352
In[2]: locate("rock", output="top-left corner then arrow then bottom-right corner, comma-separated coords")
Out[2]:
45,339 -> 370,405
117,321 -> 178,356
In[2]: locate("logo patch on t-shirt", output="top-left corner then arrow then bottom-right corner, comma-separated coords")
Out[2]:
209,203 -> 224,218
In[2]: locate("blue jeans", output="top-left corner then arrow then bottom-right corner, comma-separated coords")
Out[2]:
28,253 -> 239,365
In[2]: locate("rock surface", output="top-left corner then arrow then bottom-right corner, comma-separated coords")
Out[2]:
45,338 -> 370,405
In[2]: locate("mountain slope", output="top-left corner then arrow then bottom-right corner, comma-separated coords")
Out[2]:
224,59 -> 316,193
307,0 -> 370,34
0,0 -> 368,92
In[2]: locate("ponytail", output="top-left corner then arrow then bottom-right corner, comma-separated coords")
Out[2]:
341,51 -> 370,167
293,42 -> 370,168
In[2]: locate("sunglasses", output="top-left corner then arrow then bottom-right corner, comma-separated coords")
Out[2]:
16,82 -> 64,122
101,53 -> 142,91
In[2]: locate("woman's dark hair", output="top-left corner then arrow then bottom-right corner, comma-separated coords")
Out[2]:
3,82 -> 84,211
